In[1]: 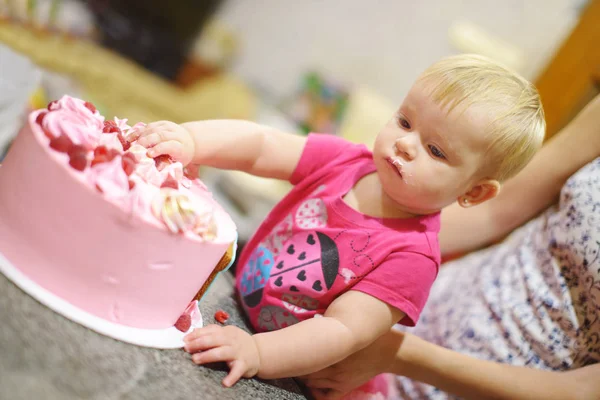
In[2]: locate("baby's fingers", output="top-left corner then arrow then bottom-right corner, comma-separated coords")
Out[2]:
146,141 -> 184,160
136,129 -> 175,149
125,129 -> 142,143
184,330 -> 229,353
222,360 -> 247,387
192,346 -> 234,365
126,122 -> 164,142
184,324 -> 222,342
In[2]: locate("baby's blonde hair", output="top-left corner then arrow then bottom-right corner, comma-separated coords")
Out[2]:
418,54 -> 545,181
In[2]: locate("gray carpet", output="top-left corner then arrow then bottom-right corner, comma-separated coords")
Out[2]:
0,271 -> 306,400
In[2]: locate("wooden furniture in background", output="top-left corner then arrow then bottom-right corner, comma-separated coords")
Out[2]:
534,0 -> 600,139
0,21 -> 256,124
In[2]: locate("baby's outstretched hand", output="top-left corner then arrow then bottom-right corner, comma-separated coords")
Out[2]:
128,121 -> 195,166
183,324 -> 260,387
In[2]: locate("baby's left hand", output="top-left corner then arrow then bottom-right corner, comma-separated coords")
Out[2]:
183,324 -> 261,387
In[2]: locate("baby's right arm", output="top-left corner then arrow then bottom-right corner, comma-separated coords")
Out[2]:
129,119 -> 307,181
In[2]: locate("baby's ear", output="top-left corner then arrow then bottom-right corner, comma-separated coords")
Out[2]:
457,179 -> 501,208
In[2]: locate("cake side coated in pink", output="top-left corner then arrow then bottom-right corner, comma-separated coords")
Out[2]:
0,110 -> 236,329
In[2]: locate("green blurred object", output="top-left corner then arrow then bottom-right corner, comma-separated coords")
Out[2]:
285,71 -> 349,135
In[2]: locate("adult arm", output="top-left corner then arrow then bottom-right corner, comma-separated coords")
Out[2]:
304,329 -> 600,400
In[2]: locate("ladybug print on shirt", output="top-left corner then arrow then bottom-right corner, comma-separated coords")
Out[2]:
240,230 -> 339,311
295,198 -> 327,229
238,194 -> 380,332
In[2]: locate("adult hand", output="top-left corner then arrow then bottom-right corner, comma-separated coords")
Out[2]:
300,329 -> 405,399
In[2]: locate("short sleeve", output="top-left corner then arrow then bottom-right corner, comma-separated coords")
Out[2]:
289,134 -> 362,185
352,251 -> 438,326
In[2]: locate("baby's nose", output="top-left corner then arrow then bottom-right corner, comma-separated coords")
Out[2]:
394,138 -> 416,160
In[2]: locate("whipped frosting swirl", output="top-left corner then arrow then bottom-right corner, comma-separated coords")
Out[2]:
43,96 -> 104,149
88,156 -> 130,199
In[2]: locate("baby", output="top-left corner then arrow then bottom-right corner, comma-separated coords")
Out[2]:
130,54 -> 545,396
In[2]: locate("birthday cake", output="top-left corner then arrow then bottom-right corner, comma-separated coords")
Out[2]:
0,96 -> 237,341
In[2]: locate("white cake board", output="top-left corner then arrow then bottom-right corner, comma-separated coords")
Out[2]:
0,250 -> 203,349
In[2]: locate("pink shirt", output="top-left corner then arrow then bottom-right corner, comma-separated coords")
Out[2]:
235,134 -> 440,332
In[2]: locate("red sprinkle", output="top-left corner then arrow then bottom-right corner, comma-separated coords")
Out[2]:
49,135 -> 74,153
47,100 -> 59,111
84,101 -> 97,114
128,180 -> 136,190
35,111 -> 47,126
174,314 -> 191,332
214,310 -> 229,324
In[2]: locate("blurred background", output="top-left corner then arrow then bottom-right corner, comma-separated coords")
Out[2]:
1,0 -> 598,242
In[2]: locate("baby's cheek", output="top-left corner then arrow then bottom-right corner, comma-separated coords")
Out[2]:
409,174 -> 452,206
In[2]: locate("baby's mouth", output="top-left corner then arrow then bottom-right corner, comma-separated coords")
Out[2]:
386,157 -> 403,178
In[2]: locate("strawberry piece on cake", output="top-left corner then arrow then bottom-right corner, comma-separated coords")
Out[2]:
174,314 -> 192,332
154,154 -> 174,171
84,101 -> 97,114
69,149 -> 89,171
49,135 -> 74,153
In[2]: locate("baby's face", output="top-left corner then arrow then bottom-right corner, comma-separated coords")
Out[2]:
373,81 -> 492,214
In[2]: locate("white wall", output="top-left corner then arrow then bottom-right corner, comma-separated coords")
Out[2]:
216,0 -> 584,103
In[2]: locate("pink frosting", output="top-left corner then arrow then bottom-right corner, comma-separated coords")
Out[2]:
124,175 -> 157,218
0,100 -> 237,330
42,96 -> 104,149
97,131 -> 124,152
135,158 -> 165,187
36,97 -> 218,236
87,156 -> 130,200
184,300 -> 202,326
160,162 -> 184,182
126,144 -> 149,162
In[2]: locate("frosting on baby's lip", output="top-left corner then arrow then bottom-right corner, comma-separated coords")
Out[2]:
386,156 -> 404,177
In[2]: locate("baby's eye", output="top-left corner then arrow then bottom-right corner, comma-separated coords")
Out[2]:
397,116 -> 411,130
428,144 -> 446,159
